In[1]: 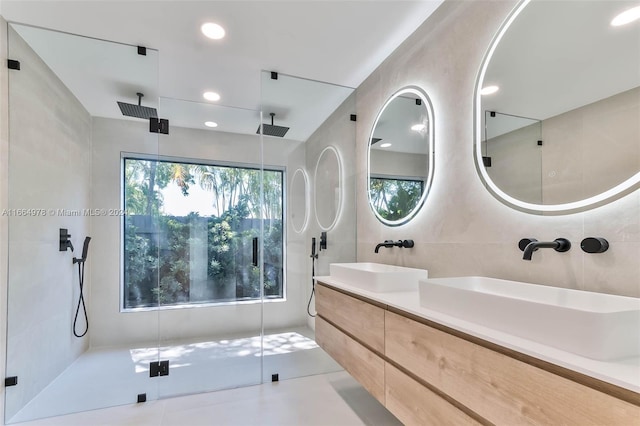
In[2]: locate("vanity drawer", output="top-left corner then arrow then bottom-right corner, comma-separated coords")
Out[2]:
315,283 -> 385,353
316,316 -> 385,404
385,310 -> 640,425
385,363 -> 481,426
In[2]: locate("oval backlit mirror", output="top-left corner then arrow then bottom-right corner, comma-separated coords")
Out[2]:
314,146 -> 342,230
290,168 -> 309,233
475,0 -> 640,214
368,86 -> 434,226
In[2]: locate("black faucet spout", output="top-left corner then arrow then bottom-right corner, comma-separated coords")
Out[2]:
521,238 -> 571,261
374,240 -> 395,253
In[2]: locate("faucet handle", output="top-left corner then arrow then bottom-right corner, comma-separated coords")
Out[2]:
518,238 -> 537,252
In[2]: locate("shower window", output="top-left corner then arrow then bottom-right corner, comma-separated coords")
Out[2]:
122,156 -> 284,310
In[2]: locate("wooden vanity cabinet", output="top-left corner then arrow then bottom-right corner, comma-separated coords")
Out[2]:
315,282 -> 640,426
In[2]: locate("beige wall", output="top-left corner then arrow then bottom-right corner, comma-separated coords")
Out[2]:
356,0 -> 639,298
542,86 -> 640,205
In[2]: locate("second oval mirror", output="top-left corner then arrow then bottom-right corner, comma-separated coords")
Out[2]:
368,86 -> 434,226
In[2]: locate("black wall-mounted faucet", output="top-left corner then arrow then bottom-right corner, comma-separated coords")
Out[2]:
375,239 -> 414,253
519,238 -> 571,261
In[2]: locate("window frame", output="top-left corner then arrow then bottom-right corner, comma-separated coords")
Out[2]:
120,152 -> 286,312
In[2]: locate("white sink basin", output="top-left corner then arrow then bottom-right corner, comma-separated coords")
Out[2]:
329,262 -> 428,292
419,276 -> 640,360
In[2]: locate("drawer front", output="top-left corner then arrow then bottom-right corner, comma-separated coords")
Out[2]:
385,311 -> 640,425
385,363 -> 481,426
316,316 -> 385,404
316,283 -> 385,353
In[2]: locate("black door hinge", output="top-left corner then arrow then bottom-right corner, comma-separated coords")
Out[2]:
482,156 -> 492,167
149,360 -> 169,377
5,376 -> 18,387
137,46 -> 147,56
350,114 -> 357,121
149,118 -> 169,134
7,60 -> 20,70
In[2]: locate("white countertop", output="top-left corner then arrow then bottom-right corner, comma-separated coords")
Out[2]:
315,276 -> 640,394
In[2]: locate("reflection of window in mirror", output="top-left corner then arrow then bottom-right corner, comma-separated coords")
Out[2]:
369,177 -> 424,221
368,86 -> 434,226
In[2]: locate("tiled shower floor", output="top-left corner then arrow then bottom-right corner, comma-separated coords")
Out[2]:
8,326 -> 343,424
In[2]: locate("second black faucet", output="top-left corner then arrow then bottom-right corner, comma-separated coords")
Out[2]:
375,239 -> 414,253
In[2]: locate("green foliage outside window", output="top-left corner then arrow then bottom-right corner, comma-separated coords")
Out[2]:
123,158 -> 283,309
369,177 -> 423,221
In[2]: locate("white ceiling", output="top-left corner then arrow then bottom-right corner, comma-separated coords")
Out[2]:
2,0 -> 445,141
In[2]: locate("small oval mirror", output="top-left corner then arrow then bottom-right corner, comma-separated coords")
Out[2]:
368,87 -> 434,226
314,146 -> 342,230
290,168 -> 308,233
475,0 -> 640,213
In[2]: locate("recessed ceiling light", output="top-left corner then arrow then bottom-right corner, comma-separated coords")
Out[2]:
201,23 -> 225,40
411,124 -> 426,132
380,143 -> 392,148
204,121 -> 218,128
203,91 -> 221,102
611,6 -> 640,26
480,85 -> 499,95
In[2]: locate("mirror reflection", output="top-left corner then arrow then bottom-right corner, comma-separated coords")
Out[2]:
290,168 -> 309,233
477,0 -> 640,212
314,146 -> 342,230
368,87 -> 434,225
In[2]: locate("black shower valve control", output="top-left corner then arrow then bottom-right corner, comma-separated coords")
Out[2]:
319,232 -> 327,251
59,228 -> 73,252
581,237 -> 609,254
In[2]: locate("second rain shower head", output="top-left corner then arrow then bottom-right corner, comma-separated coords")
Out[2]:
117,92 -> 158,120
257,112 -> 289,137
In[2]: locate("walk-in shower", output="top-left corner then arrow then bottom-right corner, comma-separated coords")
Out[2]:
4,23 -> 356,424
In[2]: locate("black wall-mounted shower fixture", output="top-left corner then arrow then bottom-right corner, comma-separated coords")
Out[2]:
257,112 -> 289,137
581,237 -> 609,254
319,232 -> 327,252
60,228 -> 73,252
117,92 -> 158,120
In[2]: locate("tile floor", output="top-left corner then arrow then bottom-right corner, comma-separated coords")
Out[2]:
7,327 -> 343,424
14,371 -> 402,426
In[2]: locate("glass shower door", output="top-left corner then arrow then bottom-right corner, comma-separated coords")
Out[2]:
4,23 -> 161,423
155,98 -> 265,399
259,71 -> 356,382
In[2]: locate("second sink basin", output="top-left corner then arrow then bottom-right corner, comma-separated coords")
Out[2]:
329,262 -> 428,292
418,276 -> 640,360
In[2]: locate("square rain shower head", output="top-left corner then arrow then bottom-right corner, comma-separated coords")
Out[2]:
117,101 -> 158,120
257,112 -> 289,137
257,123 -> 290,137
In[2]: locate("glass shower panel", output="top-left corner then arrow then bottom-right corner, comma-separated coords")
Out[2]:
4,24 -> 160,423
155,98 -> 264,399
260,71 -> 356,382
484,111 -> 542,204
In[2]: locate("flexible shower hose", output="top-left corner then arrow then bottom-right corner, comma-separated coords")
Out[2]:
307,252 -> 317,318
73,259 -> 89,338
